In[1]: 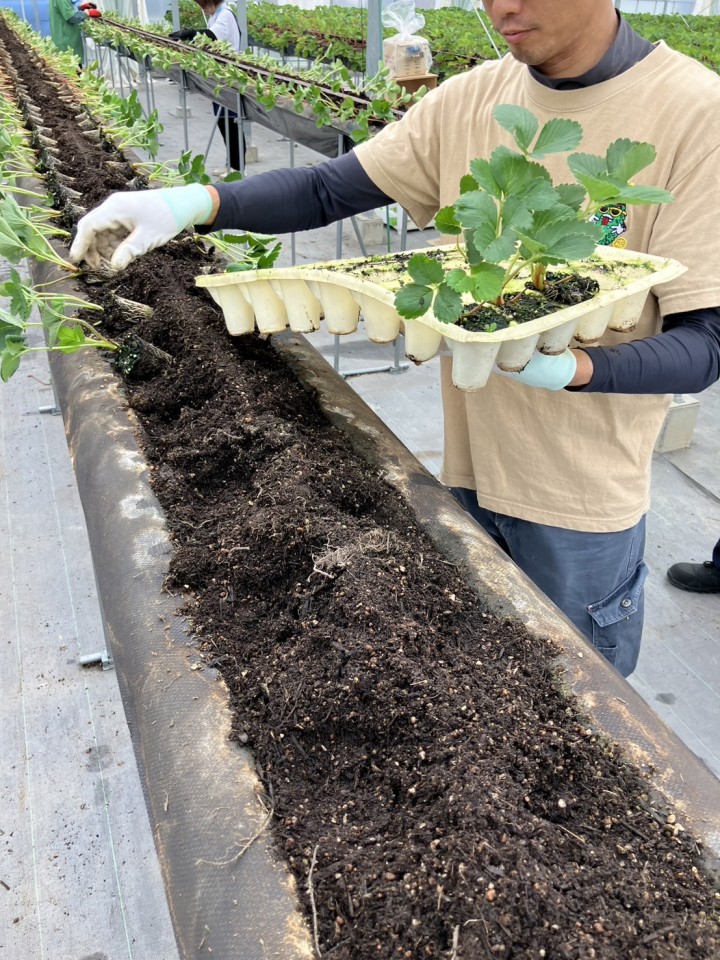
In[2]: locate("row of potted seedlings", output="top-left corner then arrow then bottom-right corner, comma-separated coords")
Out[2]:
0,12 -> 273,381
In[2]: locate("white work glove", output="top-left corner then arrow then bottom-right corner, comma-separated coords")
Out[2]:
69,184 -> 213,272
497,348 -> 577,391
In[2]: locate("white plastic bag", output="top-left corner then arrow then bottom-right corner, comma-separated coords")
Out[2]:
382,0 -> 432,78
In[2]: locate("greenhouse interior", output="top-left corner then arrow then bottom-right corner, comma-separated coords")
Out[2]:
1,1 -> 719,958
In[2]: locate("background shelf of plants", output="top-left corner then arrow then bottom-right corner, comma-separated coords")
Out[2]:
178,4 -> 720,81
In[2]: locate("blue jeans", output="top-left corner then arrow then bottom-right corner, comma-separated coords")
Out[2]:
449,488 -> 647,677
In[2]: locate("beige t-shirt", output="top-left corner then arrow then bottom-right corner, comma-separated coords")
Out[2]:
355,43 -> 720,532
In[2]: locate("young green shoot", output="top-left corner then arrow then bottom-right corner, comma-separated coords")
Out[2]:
0,268 -> 112,382
0,191 -> 78,272
395,105 -> 674,325
204,231 -> 282,272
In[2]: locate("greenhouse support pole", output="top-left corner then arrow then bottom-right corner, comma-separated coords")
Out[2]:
235,0 -> 248,52
177,70 -> 190,149
236,92 -> 245,177
366,0 -> 383,77
234,29 -> 253,152
166,0 -> 194,124
289,138 -> 296,266
169,0 -> 180,31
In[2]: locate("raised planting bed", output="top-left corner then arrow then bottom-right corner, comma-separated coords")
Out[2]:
2,13 -> 719,960
196,244 -> 685,390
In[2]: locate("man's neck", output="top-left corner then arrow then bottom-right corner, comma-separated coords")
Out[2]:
529,15 -> 654,90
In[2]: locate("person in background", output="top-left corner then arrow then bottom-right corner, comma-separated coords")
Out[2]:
667,538 -> 720,593
49,0 -> 100,62
169,0 -> 244,173
70,0 -> 720,678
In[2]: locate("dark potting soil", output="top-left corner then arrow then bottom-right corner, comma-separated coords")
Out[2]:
458,275 -> 601,333
3,20 -> 719,959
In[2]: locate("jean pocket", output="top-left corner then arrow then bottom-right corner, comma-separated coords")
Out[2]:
586,561 -> 648,672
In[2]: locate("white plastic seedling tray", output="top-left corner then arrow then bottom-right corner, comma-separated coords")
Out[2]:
196,244 -> 686,390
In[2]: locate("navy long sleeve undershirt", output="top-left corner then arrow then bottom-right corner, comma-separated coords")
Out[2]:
208,152 -> 720,397
582,312 -> 720,394
211,150 -> 392,232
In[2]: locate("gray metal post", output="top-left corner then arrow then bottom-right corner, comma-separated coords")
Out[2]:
180,72 -> 190,151
289,138 -> 296,265
335,135 -> 344,260
117,49 -> 125,96
168,0 -> 186,132
236,0 -> 248,52
366,0 -> 383,77
124,55 -> 135,94
140,61 -> 152,116
350,217 -> 368,258
107,43 -> 116,88
400,207 -> 408,250
236,92 -> 245,177
223,107 -> 231,169
203,112 -> 218,161
147,60 -> 156,112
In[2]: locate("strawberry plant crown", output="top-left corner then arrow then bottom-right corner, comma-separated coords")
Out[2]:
395,104 -> 674,324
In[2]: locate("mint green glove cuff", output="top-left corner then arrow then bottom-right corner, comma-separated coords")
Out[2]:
159,184 -> 213,232
502,348 -> 577,391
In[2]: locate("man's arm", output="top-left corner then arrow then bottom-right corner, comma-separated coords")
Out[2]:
574,310 -> 720,394
207,152 -> 392,233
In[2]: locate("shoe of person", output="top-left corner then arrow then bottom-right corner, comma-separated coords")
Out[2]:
212,166 -> 228,177
666,560 -> 720,593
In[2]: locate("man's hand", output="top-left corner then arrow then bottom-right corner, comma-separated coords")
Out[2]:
497,348 -> 591,391
69,184 -> 214,271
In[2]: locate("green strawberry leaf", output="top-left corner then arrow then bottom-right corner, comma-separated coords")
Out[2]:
605,139 -> 656,183
492,104 -> 538,153
394,282 -> 434,319
407,254 -> 445,286
434,205 -> 462,235
432,281 -> 464,324
531,117 -> 583,158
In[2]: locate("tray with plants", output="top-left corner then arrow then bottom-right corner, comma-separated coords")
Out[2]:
196,105 -> 685,390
